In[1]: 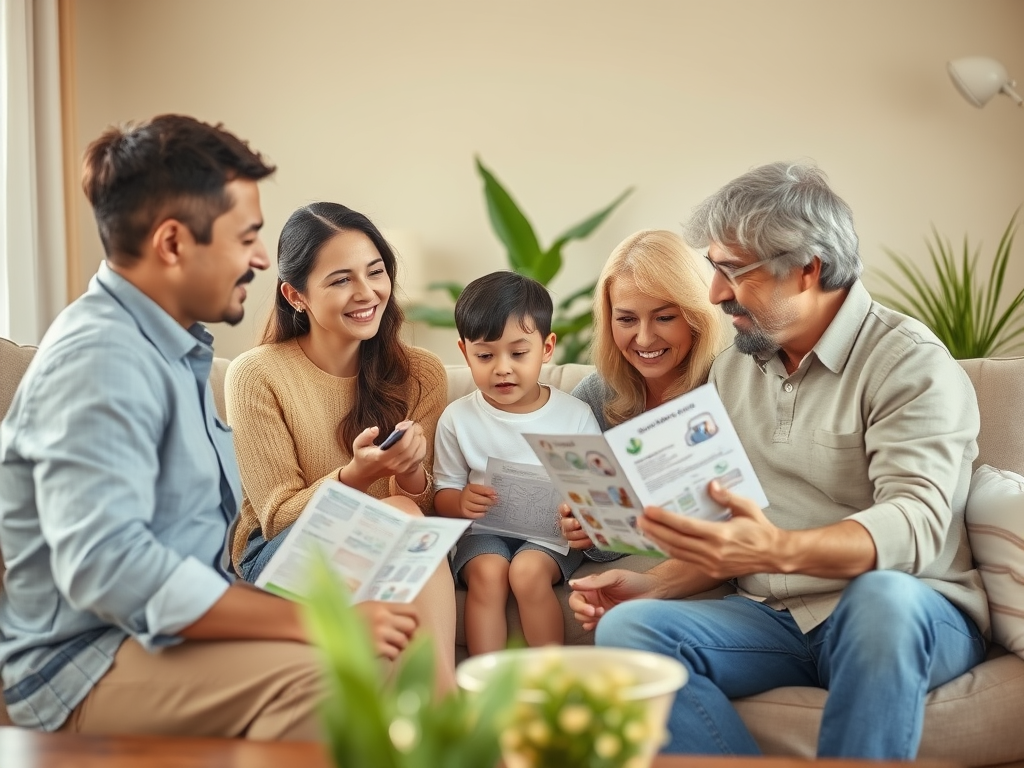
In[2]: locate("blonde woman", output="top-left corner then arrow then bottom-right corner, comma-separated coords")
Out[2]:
561,229 -> 724,549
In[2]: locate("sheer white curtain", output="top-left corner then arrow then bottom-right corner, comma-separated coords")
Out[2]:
1,0 -> 67,345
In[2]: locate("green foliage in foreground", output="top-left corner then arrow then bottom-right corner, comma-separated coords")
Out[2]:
302,557 -> 517,768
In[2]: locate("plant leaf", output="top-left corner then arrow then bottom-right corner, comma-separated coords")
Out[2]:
404,305 -> 457,327
476,156 -> 544,272
549,187 -> 634,252
302,557 -> 399,768
427,281 -> 465,302
556,280 -> 598,311
530,244 -> 563,286
874,212 -> 1022,359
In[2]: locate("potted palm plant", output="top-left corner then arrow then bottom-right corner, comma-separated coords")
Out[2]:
875,212 -> 1024,359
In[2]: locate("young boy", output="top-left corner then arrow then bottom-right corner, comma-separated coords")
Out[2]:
434,271 -> 601,655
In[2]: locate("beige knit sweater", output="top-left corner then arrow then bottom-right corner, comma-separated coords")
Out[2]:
225,338 -> 447,570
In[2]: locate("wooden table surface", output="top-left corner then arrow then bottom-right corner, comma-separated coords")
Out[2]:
0,727 -> 960,767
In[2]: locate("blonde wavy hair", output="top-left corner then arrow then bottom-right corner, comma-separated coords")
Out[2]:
591,229 -> 724,427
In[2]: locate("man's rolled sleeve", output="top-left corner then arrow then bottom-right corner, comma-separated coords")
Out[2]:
142,557 -> 230,648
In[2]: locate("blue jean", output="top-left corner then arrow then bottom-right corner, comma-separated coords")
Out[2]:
595,571 -> 986,759
237,523 -> 293,583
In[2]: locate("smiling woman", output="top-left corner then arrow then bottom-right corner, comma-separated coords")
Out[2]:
224,202 -> 458,690
573,229 -> 725,431
559,230 -> 726,555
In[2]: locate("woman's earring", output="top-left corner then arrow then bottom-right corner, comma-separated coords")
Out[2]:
294,305 -> 305,314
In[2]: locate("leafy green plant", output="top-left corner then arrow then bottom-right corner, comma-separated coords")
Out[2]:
302,557 -> 517,768
406,157 -> 632,364
876,212 -> 1024,359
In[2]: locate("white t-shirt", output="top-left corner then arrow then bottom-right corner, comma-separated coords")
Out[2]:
434,386 -> 601,490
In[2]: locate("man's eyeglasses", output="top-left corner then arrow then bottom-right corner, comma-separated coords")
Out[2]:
704,253 -> 787,286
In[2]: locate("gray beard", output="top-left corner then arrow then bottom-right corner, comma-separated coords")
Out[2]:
734,326 -> 780,357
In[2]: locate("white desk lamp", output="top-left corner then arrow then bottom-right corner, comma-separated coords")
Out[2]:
947,56 -> 1023,109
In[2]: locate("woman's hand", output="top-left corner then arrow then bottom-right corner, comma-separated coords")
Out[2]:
558,503 -> 595,550
342,420 -> 427,491
567,569 -> 661,631
355,601 -> 420,660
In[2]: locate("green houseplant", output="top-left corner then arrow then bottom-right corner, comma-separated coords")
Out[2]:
876,212 -> 1024,359
407,158 -> 632,364
302,557 -> 516,768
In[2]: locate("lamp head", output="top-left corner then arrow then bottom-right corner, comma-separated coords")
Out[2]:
947,56 -> 1023,108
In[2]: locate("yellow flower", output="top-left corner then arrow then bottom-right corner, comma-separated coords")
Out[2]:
558,704 -> 592,733
595,733 -> 622,758
624,719 -> 649,743
526,719 -> 551,745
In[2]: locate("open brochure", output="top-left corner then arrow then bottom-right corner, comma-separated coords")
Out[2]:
466,457 -> 569,555
255,479 -> 469,603
523,383 -> 768,557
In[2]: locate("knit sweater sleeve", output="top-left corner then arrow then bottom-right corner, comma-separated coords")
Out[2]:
226,349 -> 346,541
388,347 -> 448,514
570,371 -> 611,433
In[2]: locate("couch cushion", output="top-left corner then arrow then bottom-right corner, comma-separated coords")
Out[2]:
966,464 -> 1024,659
959,357 -> 1024,476
0,338 -> 36,422
734,652 -> 1024,767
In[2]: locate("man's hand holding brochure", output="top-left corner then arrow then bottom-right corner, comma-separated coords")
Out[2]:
255,480 -> 469,603
525,383 -> 767,557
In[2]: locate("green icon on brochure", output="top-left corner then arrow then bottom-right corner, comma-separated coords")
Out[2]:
715,461 -> 729,473
626,438 -> 642,455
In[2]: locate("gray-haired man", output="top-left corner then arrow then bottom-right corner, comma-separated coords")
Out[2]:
566,162 -> 987,759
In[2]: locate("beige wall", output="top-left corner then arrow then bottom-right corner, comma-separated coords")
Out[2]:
70,0 -> 1024,363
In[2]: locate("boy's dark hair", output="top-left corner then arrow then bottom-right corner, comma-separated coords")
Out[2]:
455,271 -> 553,341
81,114 -> 276,261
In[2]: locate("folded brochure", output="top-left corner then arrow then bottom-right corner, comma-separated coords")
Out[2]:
255,479 -> 469,603
523,383 -> 767,557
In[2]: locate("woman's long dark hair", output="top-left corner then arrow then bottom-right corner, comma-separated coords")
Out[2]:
261,202 -> 415,449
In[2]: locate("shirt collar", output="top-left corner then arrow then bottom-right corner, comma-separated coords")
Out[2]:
748,280 -> 871,377
95,260 -> 215,362
808,280 -> 872,374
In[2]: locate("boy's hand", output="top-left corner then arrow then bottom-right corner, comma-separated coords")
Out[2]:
558,503 -> 595,550
460,483 -> 497,519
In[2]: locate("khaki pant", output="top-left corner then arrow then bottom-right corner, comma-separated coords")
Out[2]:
57,561 -> 456,740
60,638 -> 323,741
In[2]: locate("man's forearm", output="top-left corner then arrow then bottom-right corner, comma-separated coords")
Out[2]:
179,583 -> 308,643
774,519 -> 877,579
648,558 -> 726,599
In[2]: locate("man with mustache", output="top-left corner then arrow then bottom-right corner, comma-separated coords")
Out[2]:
568,162 -> 987,759
0,115 -> 322,738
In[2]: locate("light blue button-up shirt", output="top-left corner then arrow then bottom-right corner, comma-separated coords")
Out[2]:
0,262 -> 239,730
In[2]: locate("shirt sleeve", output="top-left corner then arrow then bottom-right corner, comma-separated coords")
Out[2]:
846,341 -> 980,573
433,404 -> 471,492
20,342 -> 228,647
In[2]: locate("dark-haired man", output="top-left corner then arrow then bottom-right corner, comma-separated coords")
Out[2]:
566,162 -> 988,759
0,115 -> 322,738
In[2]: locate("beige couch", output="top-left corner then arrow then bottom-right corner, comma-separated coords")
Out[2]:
2,336 -> 1024,765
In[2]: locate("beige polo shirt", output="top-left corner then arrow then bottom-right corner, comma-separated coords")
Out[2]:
709,281 -> 989,636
